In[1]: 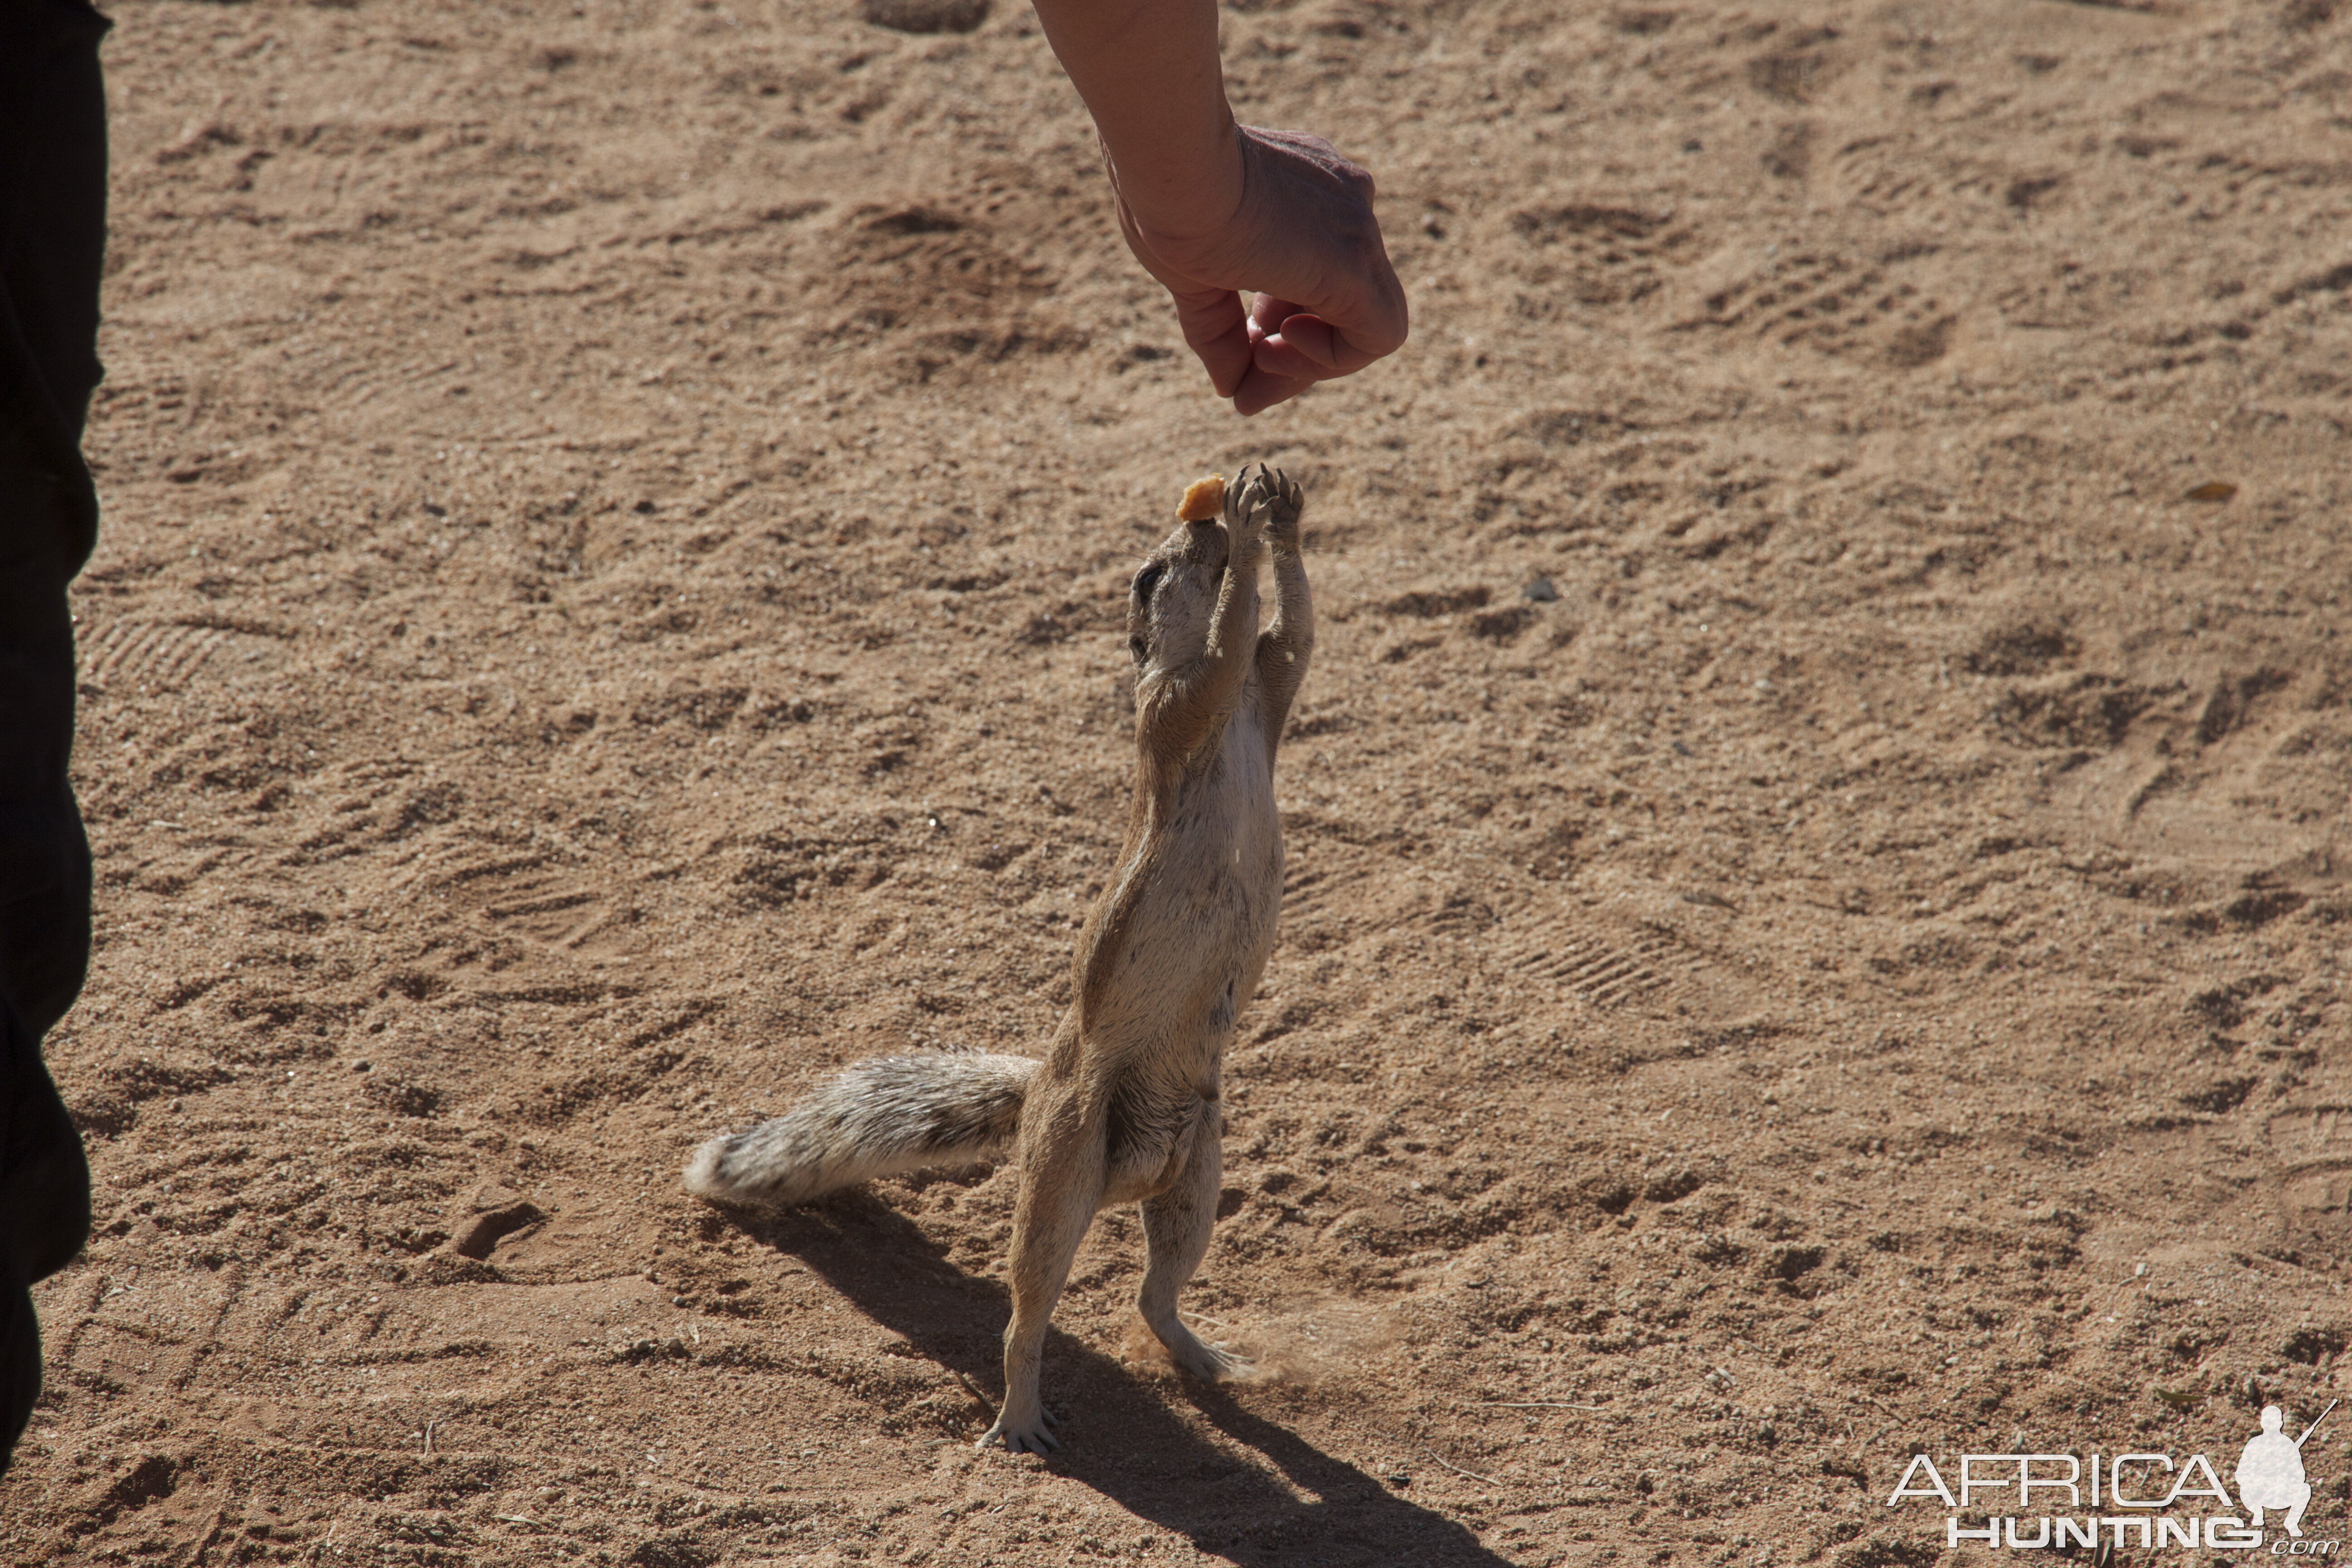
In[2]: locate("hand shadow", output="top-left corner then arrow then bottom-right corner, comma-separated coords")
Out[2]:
715,1190 -> 1513,1568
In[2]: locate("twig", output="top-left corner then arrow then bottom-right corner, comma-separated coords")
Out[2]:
953,1371 -> 995,1411
1418,1446 -> 1498,1485
1179,1310 -> 1231,1328
494,1515 -> 548,1530
1846,1392 -> 1904,1424
1476,1400 -> 1607,1412
423,1421 -> 436,1459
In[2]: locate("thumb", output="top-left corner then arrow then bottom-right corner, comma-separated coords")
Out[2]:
1254,312 -> 1343,377
1252,312 -> 1392,382
1270,315 -> 1345,373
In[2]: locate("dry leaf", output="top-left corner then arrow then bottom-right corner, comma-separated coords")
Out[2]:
2185,481 -> 2237,502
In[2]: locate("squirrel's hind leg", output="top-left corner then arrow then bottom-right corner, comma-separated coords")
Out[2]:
1137,1099 -> 1250,1382
981,1085 -> 1104,1454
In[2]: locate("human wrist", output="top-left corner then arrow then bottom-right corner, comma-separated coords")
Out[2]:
1106,109 -> 1246,245
1031,0 -> 1244,244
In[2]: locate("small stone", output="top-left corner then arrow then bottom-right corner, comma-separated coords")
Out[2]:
860,0 -> 989,33
1522,577 -> 1559,603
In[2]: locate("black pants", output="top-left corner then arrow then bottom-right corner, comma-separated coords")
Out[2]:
0,0 -> 111,1478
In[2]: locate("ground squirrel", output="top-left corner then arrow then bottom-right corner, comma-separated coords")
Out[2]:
684,463 -> 1314,1452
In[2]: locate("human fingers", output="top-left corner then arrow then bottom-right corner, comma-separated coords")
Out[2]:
1279,236 -> 1410,366
1116,194 -> 1255,399
1255,313 -> 1343,375
1252,304 -> 1402,382
1232,133 -> 1408,376
1247,291 -> 1302,340
1110,123 -> 1408,411
1230,360 -> 1313,417
1166,279 -> 1254,399
1228,294 -> 1310,412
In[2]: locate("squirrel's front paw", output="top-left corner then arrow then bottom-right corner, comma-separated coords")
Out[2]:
1259,467 -> 1303,552
1224,462 -> 1276,552
1226,463 -> 1301,554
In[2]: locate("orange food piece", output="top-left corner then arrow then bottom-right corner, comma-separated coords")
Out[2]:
1176,474 -> 1225,522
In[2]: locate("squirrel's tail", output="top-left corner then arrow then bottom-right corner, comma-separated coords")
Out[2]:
682,1052 -> 1035,1208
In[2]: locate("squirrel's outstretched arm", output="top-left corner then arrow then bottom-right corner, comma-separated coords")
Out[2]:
1138,471 -> 1271,767
1253,470 -> 1312,750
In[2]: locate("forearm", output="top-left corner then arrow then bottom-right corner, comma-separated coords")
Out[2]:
1255,551 -> 1312,732
1028,0 -> 1242,237
1265,549 -> 1313,662
1148,561 -> 1259,750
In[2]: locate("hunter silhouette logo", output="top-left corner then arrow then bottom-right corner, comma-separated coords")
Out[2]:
2239,1403 -> 2331,1539
1885,1401 -> 2337,1552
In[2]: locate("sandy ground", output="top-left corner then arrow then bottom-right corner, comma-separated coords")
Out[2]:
7,0 -> 2352,1563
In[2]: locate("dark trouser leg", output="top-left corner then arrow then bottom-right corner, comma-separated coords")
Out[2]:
0,460 -> 94,1478
0,1004 -> 87,1471
0,0 -> 112,1480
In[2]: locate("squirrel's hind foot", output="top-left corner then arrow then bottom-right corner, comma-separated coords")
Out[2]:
1155,1322 -> 1254,1383
978,1407 -> 1062,1455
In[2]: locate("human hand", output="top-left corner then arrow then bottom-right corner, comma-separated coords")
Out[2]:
1112,127 -> 1408,417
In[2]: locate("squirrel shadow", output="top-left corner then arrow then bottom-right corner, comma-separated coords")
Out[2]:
721,1191 -> 1510,1568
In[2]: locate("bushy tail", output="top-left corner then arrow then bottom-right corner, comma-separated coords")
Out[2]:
682,1052 -> 1035,1208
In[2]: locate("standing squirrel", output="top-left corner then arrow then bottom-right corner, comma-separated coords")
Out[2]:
684,463 -> 1314,1453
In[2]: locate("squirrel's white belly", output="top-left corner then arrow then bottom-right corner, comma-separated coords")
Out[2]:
1093,715 -> 1283,1054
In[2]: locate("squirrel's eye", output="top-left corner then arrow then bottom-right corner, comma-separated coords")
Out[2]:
1132,563 -> 1166,605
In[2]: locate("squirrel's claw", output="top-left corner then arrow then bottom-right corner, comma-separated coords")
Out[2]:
1259,469 -> 1303,550
1181,1341 -> 1254,1383
1222,462 -> 1299,555
978,1416 -> 1063,1455
1224,465 -> 1278,560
